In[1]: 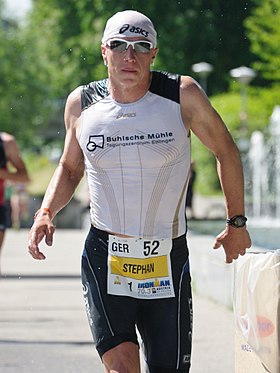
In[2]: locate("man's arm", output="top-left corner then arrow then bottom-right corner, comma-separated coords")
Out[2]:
0,133 -> 30,183
180,76 -> 251,263
28,87 -> 85,260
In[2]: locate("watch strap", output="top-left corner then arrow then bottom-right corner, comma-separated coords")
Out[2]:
226,215 -> 247,227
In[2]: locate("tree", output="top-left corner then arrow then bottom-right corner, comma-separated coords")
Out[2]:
0,19 -> 53,146
0,0 -> 260,149
25,0 -> 109,97
26,0 -> 256,95
245,0 -> 280,81
150,0 -> 255,94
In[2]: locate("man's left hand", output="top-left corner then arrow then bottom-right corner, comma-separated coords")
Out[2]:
213,226 -> 252,263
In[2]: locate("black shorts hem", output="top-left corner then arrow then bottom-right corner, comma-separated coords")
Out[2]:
0,205 -> 7,230
147,364 -> 190,373
97,333 -> 139,358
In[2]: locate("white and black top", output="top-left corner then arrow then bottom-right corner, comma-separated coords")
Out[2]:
79,71 -> 191,238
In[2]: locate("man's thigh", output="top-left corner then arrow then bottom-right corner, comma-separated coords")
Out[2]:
137,235 -> 192,372
81,226 -> 139,357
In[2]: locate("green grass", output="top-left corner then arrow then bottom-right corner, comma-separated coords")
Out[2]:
23,152 -> 57,196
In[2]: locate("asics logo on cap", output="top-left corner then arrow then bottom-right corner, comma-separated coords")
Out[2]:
119,24 -> 149,38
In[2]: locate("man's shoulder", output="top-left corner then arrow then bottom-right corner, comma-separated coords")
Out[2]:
149,71 -> 181,103
81,78 -> 109,110
0,133 -> 18,160
1,132 -> 15,143
1,133 -> 16,152
180,75 -> 209,105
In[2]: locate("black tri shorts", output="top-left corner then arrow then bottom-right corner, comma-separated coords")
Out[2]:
81,225 -> 193,372
0,205 -> 7,231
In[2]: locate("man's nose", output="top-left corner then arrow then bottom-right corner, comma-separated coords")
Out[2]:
124,45 -> 136,60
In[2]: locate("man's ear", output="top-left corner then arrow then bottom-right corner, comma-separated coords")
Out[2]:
151,47 -> 158,65
101,45 -> 107,66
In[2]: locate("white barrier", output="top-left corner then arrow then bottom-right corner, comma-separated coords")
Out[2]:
234,251 -> 280,373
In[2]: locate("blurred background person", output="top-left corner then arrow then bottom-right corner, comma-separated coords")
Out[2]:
186,161 -> 196,219
10,182 -> 30,229
0,132 -> 30,273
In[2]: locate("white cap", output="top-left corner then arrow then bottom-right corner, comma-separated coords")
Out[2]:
102,10 -> 157,47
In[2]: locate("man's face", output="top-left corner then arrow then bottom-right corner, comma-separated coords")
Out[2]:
101,37 -> 158,89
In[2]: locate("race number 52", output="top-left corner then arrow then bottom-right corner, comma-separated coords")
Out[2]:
143,240 -> 160,256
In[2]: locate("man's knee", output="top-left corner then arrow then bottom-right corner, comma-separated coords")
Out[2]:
102,341 -> 140,373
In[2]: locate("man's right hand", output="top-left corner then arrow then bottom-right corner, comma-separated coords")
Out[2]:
28,214 -> 55,260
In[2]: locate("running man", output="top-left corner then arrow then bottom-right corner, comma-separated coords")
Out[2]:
0,132 -> 30,272
28,10 -> 251,372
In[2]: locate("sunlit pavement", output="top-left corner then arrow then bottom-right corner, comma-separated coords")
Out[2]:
0,228 -> 234,373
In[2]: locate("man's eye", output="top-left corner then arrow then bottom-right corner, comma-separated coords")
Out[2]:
110,41 -> 124,49
138,42 -> 150,50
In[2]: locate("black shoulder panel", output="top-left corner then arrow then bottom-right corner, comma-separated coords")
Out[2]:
149,71 -> 181,103
81,78 -> 109,111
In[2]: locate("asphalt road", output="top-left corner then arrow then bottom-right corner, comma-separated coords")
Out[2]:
0,228 -> 234,373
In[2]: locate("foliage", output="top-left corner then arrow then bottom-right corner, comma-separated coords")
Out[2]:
23,151 -> 57,195
0,0 -> 258,149
0,19 -> 55,146
1,0 -> 280,195
245,0 -> 280,81
190,135 -> 219,195
25,0 -> 256,96
150,0 -> 255,94
212,83 -> 280,136
192,83 -> 280,194
26,0 -> 110,96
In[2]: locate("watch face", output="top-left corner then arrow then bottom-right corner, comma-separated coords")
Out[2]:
235,217 -> 243,226
234,216 -> 247,227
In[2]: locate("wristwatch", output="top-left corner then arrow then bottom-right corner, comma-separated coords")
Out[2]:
226,215 -> 247,228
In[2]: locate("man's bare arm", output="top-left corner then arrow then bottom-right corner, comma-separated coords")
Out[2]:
180,76 -> 251,262
28,87 -> 85,260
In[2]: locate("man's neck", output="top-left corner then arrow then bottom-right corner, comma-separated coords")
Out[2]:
108,72 -> 152,103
